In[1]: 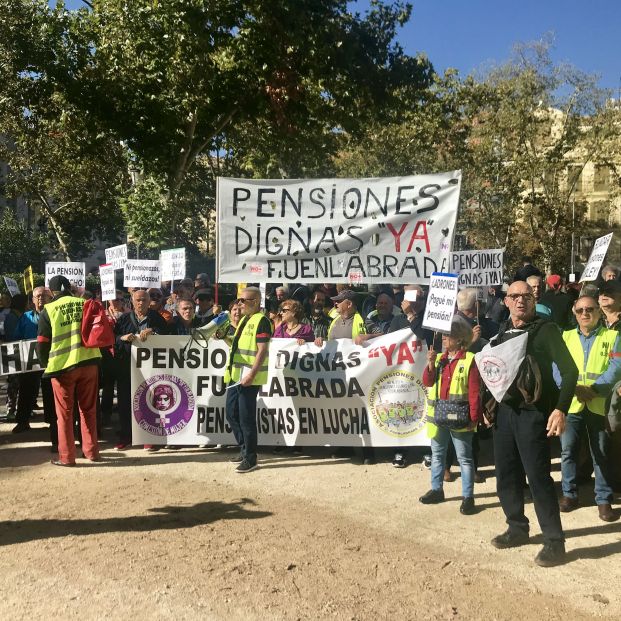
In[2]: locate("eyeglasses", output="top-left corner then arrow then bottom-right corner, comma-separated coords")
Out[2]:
237,298 -> 257,304
506,293 -> 534,301
575,307 -> 596,315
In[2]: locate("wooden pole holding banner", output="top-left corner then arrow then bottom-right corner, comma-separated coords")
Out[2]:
215,176 -> 220,307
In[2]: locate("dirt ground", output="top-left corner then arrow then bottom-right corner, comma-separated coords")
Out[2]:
1,414 -> 621,621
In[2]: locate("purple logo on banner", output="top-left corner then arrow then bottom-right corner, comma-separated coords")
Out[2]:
133,374 -> 195,436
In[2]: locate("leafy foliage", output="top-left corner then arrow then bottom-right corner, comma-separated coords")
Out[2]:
0,209 -> 46,273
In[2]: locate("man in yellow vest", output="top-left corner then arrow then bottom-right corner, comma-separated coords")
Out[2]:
314,289 -> 366,347
557,295 -> 621,521
223,286 -> 272,473
314,289 -> 369,462
36,275 -> 101,466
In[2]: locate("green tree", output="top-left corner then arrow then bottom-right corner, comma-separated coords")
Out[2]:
3,0 -> 432,251
462,40 -> 621,274
0,208 -> 46,272
0,0 -> 130,259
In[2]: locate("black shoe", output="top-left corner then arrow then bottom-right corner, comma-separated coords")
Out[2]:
460,497 -> 476,515
419,489 -> 445,504
230,453 -> 244,463
392,453 -> 406,468
235,460 -> 258,473
491,529 -> 529,549
534,541 -> 566,567
12,423 -> 31,434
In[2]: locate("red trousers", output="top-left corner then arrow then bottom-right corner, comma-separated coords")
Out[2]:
51,364 -> 99,464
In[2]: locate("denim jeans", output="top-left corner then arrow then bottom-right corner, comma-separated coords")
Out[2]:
431,427 -> 474,498
225,384 -> 259,465
561,411 -> 613,505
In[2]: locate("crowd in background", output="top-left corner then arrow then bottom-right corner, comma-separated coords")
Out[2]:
3,256 -> 621,564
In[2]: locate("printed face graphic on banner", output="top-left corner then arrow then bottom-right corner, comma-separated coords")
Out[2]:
368,370 -> 427,438
133,374 -> 194,436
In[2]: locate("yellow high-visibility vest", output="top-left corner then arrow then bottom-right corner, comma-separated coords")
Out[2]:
224,312 -> 269,386
563,328 -> 618,415
44,296 -> 101,375
426,352 -> 474,436
327,312 -> 366,340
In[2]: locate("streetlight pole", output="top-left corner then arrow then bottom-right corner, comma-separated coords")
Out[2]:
570,197 -> 575,276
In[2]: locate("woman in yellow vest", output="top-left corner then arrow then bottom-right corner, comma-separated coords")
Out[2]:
419,317 -> 482,515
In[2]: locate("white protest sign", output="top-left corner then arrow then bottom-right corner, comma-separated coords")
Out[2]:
0,340 -> 42,376
449,248 -> 504,288
422,272 -> 459,333
216,172 -> 462,284
160,247 -> 186,282
3,276 -> 20,297
581,233 -> 614,282
105,244 -> 128,270
131,329 -> 430,447
45,262 -> 86,288
99,264 -> 116,302
123,259 -> 161,288
475,332 -> 528,402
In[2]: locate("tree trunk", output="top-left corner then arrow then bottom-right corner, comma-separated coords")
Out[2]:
38,195 -> 72,261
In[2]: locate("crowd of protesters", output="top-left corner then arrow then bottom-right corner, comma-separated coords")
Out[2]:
4,256 -> 621,566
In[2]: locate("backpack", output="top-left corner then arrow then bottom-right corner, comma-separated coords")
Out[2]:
81,298 -> 115,348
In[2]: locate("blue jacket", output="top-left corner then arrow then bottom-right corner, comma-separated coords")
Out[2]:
14,310 -> 41,340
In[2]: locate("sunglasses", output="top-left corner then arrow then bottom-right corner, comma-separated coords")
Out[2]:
237,298 -> 257,304
575,307 -> 596,315
280,307 -> 292,313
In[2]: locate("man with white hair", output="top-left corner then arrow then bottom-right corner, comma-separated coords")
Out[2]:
602,265 -> 620,282
455,288 -> 498,350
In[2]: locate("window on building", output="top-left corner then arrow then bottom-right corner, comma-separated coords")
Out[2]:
590,200 -> 609,222
594,165 -> 610,192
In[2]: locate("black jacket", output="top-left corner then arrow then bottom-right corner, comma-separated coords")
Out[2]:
494,317 -> 578,414
114,310 -> 168,362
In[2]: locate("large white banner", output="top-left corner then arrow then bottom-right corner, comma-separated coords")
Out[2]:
0,340 -> 42,375
131,329 -> 430,447
449,249 -> 504,288
45,262 -> 86,288
217,172 -> 462,284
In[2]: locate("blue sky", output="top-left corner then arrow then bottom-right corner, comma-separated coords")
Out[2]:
59,0 -> 621,91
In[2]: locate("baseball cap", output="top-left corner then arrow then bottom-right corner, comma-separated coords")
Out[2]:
600,280 -> 621,297
194,288 -> 213,300
331,289 -> 357,303
49,275 -> 72,294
